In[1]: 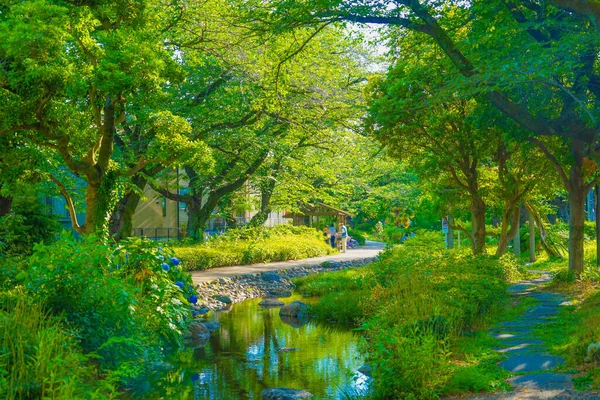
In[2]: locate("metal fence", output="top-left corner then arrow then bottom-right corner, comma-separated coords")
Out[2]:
132,215 -> 294,241
131,228 -> 185,241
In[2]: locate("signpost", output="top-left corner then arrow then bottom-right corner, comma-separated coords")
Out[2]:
442,217 -> 449,248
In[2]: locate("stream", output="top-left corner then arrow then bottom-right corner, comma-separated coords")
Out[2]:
135,294 -> 371,399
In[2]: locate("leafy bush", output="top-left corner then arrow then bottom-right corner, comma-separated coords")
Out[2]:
0,198 -> 59,257
175,245 -> 244,270
295,268 -> 372,325
347,228 -> 366,245
297,244 -> 509,398
355,221 -> 376,232
3,234 -> 195,391
498,253 -> 527,282
402,230 -> 445,251
174,225 -> 334,271
366,249 -> 507,398
382,225 -> 405,244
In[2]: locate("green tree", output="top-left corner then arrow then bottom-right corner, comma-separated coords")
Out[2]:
254,0 -> 600,274
0,0 -> 209,236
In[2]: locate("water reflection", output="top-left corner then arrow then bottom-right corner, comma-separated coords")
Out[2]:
147,294 -> 370,399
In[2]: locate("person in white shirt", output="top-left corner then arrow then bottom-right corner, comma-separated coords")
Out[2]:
328,223 -> 336,248
340,223 -> 348,253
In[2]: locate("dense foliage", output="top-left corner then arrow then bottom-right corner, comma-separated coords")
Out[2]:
295,233 -> 529,398
0,197 -> 59,257
0,236 -> 195,398
174,225 -> 335,270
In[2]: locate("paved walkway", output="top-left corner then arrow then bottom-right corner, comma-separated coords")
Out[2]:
466,272 -> 599,400
190,240 -> 384,285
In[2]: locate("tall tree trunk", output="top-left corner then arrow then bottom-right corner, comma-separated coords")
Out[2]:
525,202 -> 563,259
496,204 -> 520,256
513,210 -> 521,257
186,199 -> 204,241
568,140 -> 587,276
249,185 -> 275,227
109,191 -> 142,240
250,160 -> 281,227
529,209 -> 536,263
186,193 -> 221,240
109,176 -> 147,240
568,180 -> 586,276
79,179 -> 102,235
0,194 -> 12,217
596,184 -> 600,267
470,195 -> 486,255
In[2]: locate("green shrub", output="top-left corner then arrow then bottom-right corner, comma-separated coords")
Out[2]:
347,228 -> 366,245
402,230 -> 445,251
382,225 -> 404,244
498,253 -> 527,282
174,225 -> 334,271
297,244 -> 508,398
366,250 -> 507,398
0,198 -> 59,257
7,234 -> 194,388
172,245 -> 245,270
355,221 -> 376,232
0,291 -> 117,399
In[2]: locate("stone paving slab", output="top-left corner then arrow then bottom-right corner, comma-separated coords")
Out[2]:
509,283 -> 537,292
491,331 -> 535,340
528,293 -> 566,302
509,373 -> 574,391
525,307 -> 560,316
493,344 -> 545,354
489,327 -> 535,335
500,353 -> 565,373
496,321 -> 540,328
498,339 -> 545,347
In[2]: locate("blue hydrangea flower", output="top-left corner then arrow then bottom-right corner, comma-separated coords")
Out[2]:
162,263 -> 170,271
175,281 -> 184,289
188,294 -> 198,304
191,373 -> 200,382
171,257 -> 180,266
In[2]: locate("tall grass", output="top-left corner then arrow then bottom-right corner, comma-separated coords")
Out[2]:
0,292 -> 116,399
294,234 -> 517,398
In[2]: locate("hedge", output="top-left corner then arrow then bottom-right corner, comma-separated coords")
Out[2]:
174,225 -> 335,271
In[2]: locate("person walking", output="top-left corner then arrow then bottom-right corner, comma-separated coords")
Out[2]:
340,222 -> 348,253
328,223 -> 337,249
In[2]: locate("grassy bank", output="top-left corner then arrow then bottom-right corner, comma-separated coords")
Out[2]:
294,232 -> 529,399
174,224 -> 335,271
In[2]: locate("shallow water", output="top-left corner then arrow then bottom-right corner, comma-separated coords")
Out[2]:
137,294 -> 370,399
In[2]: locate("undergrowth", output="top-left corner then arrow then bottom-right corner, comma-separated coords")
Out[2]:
0,234 -> 196,398
293,233 -> 531,399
